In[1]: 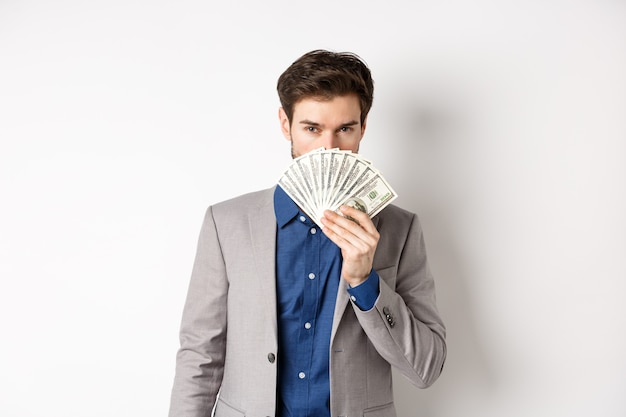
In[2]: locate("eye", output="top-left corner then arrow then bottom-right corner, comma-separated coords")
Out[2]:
339,126 -> 353,133
306,126 -> 319,133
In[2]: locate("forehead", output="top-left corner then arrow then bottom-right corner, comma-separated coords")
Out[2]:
292,94 -> 361,120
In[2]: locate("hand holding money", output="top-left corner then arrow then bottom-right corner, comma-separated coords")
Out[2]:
321,205 -> 380,287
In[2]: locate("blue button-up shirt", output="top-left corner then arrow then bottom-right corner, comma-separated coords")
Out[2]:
274,186 -> 380,417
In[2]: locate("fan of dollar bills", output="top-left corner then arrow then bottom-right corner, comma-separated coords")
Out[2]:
278,147 -> 398,227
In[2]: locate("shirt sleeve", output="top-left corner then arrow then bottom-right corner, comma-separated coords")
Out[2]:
347,270 -> 380,311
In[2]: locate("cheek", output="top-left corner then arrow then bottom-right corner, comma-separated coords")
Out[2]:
289,132 -> 314,155
291,129 -> 317,142
343,131 -> 363,144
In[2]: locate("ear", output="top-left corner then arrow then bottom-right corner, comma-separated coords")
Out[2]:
360,116 -> 368,136
278,107 -> 291,141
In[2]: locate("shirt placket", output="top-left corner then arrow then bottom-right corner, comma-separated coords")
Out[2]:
294,223 -> 321,415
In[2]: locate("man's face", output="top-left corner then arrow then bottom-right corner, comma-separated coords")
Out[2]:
279,94 -> 366,158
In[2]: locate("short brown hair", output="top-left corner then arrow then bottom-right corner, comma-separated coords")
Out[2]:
277,49 -> 374,125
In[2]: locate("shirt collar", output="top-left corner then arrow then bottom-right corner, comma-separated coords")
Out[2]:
274,185 -> 301,228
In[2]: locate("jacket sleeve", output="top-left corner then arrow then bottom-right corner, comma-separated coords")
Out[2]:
352,212 -> 447,388
169,207 -> 228,417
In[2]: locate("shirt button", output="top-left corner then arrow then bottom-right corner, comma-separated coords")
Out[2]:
298,372 -> 306,379
310,228 -> 317,234
299,215 -> 306,222
350,295 -> 357,302
308,273 -> 315,280
304,322 -> 311,329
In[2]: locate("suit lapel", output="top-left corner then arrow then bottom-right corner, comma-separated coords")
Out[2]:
248,188 -> 279,341
330,279 -> 349,345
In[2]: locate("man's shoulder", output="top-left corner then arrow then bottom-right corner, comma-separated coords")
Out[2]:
211,186 -> 276,215
375,203 -> 427,238
377,203 -> 416,224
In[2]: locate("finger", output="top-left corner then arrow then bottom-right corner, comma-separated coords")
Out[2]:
321,210 -> 376,250
320,214 -> 357,248
337,206 -> 376,233
322,209 -> 366,241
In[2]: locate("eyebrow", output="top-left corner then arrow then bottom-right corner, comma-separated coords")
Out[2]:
299,120 -> 360,127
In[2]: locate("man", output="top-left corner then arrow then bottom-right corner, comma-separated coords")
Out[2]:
168,49 -> 446,417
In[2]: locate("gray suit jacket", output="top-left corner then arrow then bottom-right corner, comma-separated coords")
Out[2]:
169,187 -> 446,417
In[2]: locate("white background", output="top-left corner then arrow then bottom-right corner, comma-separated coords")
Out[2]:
1,1 -> 625,416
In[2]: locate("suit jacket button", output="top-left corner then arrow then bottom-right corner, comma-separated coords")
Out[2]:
267,353 -> 276,363
383,306 -> 395,327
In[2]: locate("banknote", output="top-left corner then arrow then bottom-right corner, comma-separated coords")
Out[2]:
278,148 -> 398,226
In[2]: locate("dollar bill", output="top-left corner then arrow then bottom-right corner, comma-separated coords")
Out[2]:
278,148 -> 398,226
